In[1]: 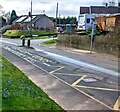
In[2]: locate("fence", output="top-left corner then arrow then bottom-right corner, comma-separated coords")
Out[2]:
94,15 -> 120,32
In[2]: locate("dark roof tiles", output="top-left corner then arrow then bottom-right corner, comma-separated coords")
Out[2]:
80,6 -> 120,14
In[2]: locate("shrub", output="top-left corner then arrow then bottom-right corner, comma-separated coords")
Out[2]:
9,23 -> 22,30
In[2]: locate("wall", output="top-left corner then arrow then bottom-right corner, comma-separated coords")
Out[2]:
35,16 -> 54,30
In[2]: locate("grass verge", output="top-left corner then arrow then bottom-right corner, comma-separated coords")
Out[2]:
1,55 -> 64,111
0,57 -> 2,111
43,39 -> 58,44
33,36 -> 54,39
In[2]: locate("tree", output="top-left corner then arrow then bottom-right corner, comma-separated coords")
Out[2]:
118,0 -> 120,6
0,4 -> 4,15
9,10 -> 18,24
0,4 -> 2,9
103,0 -> 116,6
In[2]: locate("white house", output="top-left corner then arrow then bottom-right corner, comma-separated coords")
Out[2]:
77,6 -> 120,31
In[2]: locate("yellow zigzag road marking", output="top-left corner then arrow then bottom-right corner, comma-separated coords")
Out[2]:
75,85 -> 120,92
113,96 -> 120,110
49,66 -> 64,74
71,75 -> 88,86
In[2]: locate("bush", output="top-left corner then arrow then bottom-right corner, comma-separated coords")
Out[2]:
9,23 -> 22,30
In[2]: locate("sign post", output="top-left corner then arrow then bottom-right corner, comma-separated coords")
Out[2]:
90,21 -> 96,53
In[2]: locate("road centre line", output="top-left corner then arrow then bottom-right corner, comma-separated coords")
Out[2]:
49,66 -> 64,74
0,40 -> 18,45
71,75 -> 88,86
75,85 -> 120,92
113,96 -> 120,110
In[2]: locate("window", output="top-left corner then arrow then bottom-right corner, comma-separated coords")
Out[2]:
78,15 -> 84,24
86,18 -> 90,24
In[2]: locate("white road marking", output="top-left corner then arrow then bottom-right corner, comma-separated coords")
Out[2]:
35,48 -> 119,77
1,39 -> 119,77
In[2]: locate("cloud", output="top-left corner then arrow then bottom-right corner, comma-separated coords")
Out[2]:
1,0 -> 104,17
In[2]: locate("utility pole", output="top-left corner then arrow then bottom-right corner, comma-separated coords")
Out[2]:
55,2 -> 58,27
27,0 -> 32,47
59,14 -> 61,25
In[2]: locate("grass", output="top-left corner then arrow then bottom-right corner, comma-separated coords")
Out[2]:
33,36 -> 54,39
43,39 -> 58,44
1,55 -> 64,111
3,30 -> 57,37
0,57 -> 2,111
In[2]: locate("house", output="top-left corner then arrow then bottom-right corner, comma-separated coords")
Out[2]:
77,6 -> 120,31
13,14 -> 55,30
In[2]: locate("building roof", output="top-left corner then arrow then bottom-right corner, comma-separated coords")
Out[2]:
80,6 -> 120,14
80,7 -> 89,14
13,14 -> 46,23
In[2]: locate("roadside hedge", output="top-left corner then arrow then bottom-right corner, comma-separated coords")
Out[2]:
57,29 -> 119,56
3,30 -> 57,38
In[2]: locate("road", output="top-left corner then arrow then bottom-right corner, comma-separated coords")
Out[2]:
0,38 -> 119,111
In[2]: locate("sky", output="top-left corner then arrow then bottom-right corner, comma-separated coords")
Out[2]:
0,0 -> 117,18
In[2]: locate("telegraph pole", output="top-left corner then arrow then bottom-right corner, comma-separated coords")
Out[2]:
27,1 -> 32,47
55,2 -> 58,27
59,14 -> 61,25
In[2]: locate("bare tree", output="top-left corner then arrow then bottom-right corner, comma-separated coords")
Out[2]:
103,0 -> 116,6
109,0 -> 116,6
0,5 -> 2,12
0,4 -> 5,15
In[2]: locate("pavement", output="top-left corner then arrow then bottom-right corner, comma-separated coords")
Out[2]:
1,38 -> 119,111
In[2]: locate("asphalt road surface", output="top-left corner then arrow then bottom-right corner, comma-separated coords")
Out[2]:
0,38 -> 119,111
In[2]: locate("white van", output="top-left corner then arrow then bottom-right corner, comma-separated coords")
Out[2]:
77,14 -> 94,31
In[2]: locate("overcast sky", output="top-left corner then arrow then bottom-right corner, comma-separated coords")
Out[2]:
0,0 -> 117,17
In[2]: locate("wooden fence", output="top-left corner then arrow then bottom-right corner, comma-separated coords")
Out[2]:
95,15 -> 120,31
